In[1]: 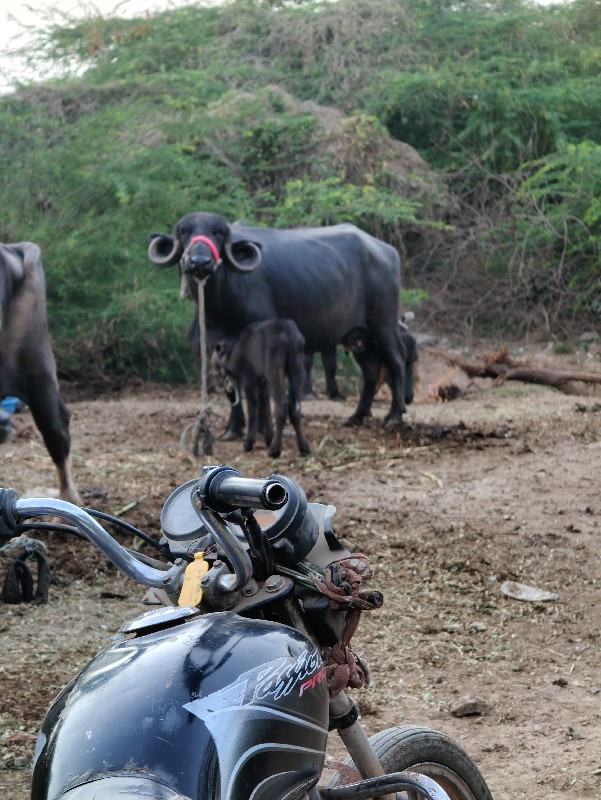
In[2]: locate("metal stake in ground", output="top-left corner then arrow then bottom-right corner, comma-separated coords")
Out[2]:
181,279 -> 214,457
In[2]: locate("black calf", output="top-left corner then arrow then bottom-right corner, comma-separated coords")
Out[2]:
343,322 -> 418,426
212,320 -> 311,458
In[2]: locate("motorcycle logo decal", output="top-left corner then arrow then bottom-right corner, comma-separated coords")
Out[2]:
184,649 -> 323,718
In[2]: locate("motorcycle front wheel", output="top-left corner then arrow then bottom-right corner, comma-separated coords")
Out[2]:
329,725 -> 493,800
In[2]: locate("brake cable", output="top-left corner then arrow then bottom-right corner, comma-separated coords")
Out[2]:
16,510 -> 168,557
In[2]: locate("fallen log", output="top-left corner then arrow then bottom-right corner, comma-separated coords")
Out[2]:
443,348 -> 601,393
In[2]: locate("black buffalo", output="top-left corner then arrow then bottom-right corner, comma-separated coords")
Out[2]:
149,212 -> 409,433
212,319 -> 311,458
0,243 -> 80,503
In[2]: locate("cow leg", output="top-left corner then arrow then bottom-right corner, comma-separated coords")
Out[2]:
243,383 -> 259,453
24,378 -> 81,504
322,347 -> 345,400
302,353 -> 317,399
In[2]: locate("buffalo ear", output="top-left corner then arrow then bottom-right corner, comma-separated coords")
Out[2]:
148,232 -> 182,267
223,239 -> 262,273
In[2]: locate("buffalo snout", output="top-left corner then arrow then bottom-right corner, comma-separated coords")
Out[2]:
182,252 -> 218,279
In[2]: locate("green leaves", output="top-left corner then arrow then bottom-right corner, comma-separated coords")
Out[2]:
2,0 -> 601,375
515,143 -> 601,312
272,177 -> 424,231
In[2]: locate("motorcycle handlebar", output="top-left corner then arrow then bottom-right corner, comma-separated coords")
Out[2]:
3,494 -> 183,593
0,466 -> 295,599
195,467 -> 288,512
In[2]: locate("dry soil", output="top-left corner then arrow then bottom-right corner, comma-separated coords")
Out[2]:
1,346 -> 600,800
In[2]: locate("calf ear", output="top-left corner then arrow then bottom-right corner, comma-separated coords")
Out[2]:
224,239 -> 262,273
148,232 -> 182,267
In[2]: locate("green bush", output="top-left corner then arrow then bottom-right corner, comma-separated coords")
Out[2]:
2,0 -> 601,379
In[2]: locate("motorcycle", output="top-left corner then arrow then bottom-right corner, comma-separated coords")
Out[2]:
0,465 -> 494,800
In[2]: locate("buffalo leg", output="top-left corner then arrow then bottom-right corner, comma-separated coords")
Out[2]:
24,377 -> 81,504
322,347 -> 344,400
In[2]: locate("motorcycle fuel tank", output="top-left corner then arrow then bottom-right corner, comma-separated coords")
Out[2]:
32,611 -> 329,800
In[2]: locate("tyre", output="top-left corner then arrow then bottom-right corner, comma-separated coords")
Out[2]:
329,725 -> 493,800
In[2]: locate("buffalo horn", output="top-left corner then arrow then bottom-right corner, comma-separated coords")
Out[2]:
223,240 -> 262,273
148,233 -> 183,267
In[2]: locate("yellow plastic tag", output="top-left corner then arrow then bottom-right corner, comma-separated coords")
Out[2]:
178,552 -> 209,608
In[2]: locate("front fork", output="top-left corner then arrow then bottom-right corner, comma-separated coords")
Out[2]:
329,691 -> 395,800
279,599 -> 393,796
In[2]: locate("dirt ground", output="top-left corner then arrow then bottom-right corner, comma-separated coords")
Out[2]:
1,344 -> 600,800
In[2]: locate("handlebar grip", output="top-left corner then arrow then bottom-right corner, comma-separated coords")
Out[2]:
195,467 -> 288,512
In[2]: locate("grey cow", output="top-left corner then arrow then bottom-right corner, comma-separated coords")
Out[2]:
0,242 -> 80,503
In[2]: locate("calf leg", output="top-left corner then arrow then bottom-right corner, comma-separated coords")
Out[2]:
24,377 -> 81,504
288,344 -> 311,455
345,376 -> 379,426
404,358 -> 415,405
399,328 -> 418,405
322,347 -> 345,400
288,396 -> 311,456
267,375 -> 287,459
372,325 -> 407,428
243,383 -> 259,453
259,382 -> 274,448
302,353 -> 317,399
345,338 -> 382,427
